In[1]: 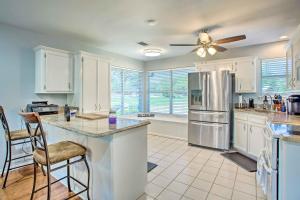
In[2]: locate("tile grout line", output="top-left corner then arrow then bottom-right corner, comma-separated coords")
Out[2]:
147,137 -> 196,198
151,144 -> 203,199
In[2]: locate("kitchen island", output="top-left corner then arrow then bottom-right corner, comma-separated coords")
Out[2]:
41,114 -> 150,200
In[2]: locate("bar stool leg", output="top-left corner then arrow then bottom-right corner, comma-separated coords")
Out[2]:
67,159 -> 72,192
46,164 -> 51,200
30,160 -> 37,200
1,141 -> 8,177
2,141 -> 12,189
83,156 -> 91,200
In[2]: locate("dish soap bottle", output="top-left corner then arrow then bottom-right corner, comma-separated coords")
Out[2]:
64,104 -> 70,122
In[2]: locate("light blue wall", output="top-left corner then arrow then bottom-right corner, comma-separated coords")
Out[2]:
0,23 -> 144,164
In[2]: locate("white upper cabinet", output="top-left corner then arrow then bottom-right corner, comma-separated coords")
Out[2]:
287,25 -> 300,90
233,57 -> 257,93
34,46 -> 73,93
82,54 -> 99,113
195,56 -> 257,93
68,51 -> 110,113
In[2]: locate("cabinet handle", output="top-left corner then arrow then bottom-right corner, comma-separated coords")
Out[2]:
68,82 -> 71,89
95,104 -> 97,111
44,85 -> 46,90
240,83 -> 242,90
250,126 -> 252,133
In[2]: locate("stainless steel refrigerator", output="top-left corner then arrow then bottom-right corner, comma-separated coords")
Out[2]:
188,70 -> 232,150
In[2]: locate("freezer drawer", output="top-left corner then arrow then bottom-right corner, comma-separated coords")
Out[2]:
189,110 -> 229,123
188,121 -> 230,150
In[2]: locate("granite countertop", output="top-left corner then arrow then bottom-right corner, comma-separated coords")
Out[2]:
41,114 -> 151,138
267,123 -> 300,143
235,108 -> 300,143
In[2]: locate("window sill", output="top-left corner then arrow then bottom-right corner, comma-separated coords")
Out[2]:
120,113 -> 188,124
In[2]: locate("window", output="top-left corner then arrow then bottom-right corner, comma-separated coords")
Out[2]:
261,57 -> 290,94
111,67 -> 143,115
148,68 -> 195,115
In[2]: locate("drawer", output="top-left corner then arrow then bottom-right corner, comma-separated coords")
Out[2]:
189,110 -> 229,123
188,121 -> 230,149
234,111 -> 248,120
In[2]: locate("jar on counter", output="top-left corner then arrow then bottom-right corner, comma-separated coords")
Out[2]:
108,110 -> 117,125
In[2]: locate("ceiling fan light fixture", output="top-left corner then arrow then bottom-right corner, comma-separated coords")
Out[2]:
208,46 -> 217,55
197,47 -> 206,58
143,48 -> 162,57
199,32 -> 210,44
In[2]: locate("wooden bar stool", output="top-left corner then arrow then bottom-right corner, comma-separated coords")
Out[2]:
20,112 -> 90,200
0,105 -> 43,189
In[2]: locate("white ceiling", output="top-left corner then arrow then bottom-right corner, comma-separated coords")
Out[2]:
0,0 -> 300,61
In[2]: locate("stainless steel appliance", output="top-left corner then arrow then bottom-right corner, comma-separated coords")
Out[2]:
26,101 -> 59,115
287,94 -> 300,115
188,70 -> 232,150
262,124 -> 278,200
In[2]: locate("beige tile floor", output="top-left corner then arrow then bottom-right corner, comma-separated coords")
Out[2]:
138,135 -> 267,200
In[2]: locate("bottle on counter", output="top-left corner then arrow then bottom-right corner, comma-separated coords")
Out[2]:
108,110 -> 117,125
64,104 -> 71,122
263,96 -> 268,109
281,100 -> 286,112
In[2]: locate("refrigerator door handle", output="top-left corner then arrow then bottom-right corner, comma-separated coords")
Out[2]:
190,111 -> 224,115
206,73 -> 210,109
190,121 -> 225,127
202,72 -> 207,109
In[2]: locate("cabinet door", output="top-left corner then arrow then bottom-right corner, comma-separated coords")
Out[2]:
98,60 -> 110,112
45,50 -> 72,92
234,119 -> 248,152
248,124 -> 265,158
293,38 -> 300,89
234,59 -> 256,93
82,56 -> 98,113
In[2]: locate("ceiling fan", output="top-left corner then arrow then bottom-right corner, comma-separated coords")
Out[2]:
170,32 -> 246,57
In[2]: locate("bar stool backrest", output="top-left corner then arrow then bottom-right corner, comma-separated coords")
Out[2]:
0,106 -> 12,141
19,112 -> 50,166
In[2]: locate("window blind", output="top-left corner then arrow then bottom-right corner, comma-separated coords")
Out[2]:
172,68 -> 195,114
111,67 -> 143,115
261,57 -> 289,93
148,67 -> 195,114
148,70 -> 171,114
111,68 -> 123,115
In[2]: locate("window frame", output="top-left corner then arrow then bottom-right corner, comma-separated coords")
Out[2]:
147,67 -> 195,116
110,66 -> 144,115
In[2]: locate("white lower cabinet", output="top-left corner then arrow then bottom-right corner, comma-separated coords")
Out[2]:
247,123 -> 265,158
234,119 -> 248,152
234,112 -> 266,159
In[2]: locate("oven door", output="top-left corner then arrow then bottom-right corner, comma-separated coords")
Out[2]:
265,166 -> 278,200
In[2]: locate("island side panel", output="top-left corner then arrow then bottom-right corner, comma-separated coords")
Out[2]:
111,126 -> 147,200
279,140 -> 300,200
88,135 -> 114,199
44,124 -> 115,200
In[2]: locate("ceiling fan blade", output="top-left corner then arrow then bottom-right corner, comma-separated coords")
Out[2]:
212,45 -> 227,52
170,44 -> 198,46
215,35 -> 246,44
191,47 -> 199,53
